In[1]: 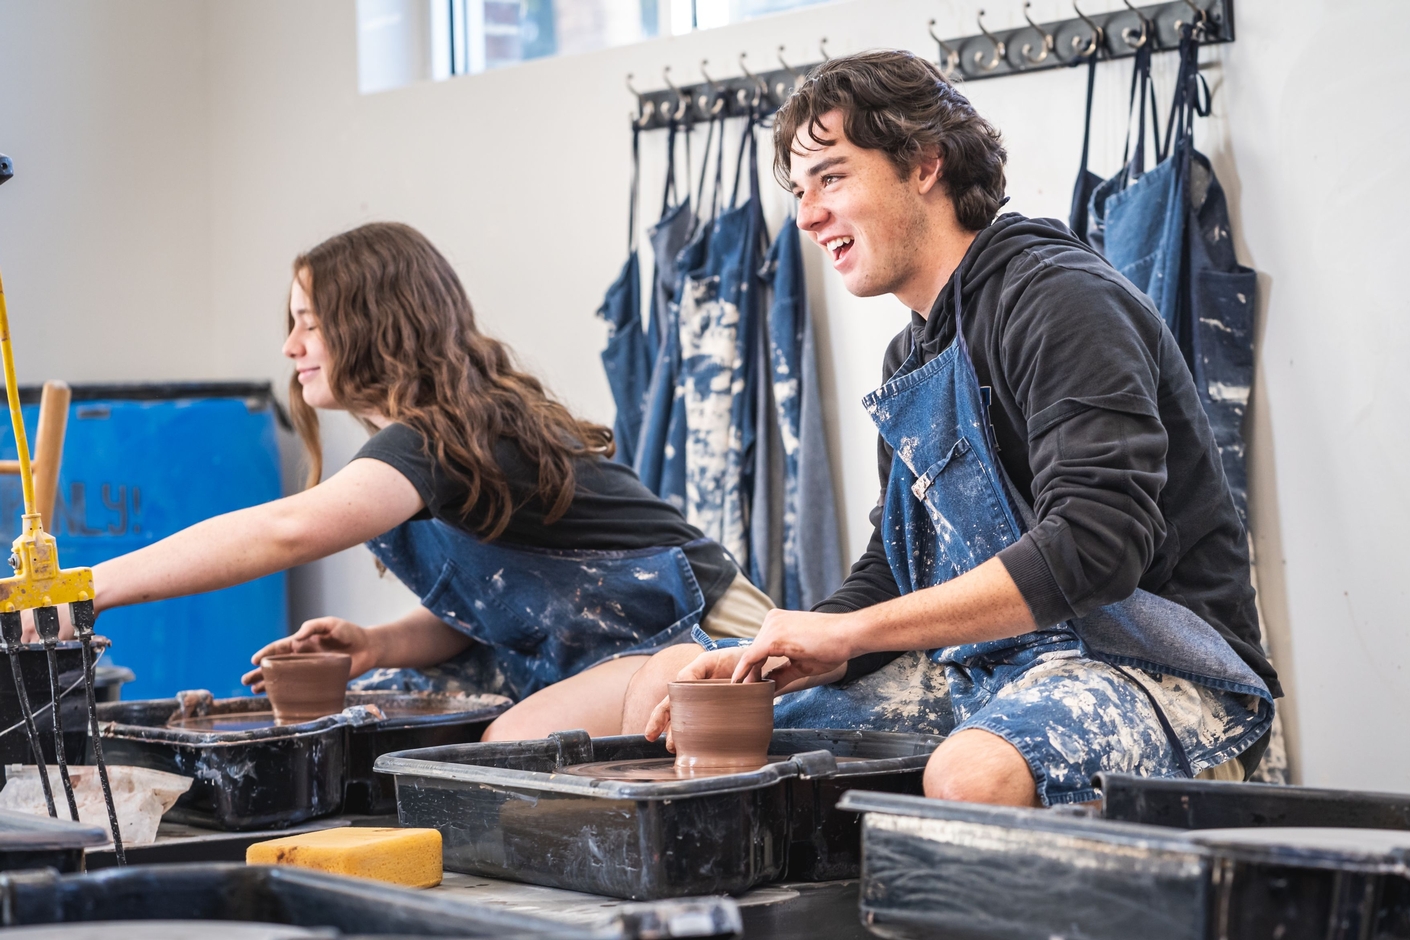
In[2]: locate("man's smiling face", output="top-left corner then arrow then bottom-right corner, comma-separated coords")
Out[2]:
789,109 -> 933,300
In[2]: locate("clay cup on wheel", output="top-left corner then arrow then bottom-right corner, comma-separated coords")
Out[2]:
259,652 -> 352,724
668,678 -> 775,776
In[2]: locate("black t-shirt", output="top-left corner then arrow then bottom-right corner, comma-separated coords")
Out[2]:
355,423 -> 737,615
826,214 -> 1280,698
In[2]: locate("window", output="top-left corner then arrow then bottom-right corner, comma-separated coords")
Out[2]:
357,0 -> 839,93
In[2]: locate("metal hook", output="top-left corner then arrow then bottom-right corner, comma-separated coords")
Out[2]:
698,60 -> 726,116
1071,0 -> 1104,59
973,9 -> 1006,73
928,19 -> 960,78
1173,0 -> 1209,38
625,73 -> 654,127
1020,2 -> 1055,65
739,52 -> 766,109
662,66 -> 690,121
1120,0 -> 1151,49
775,45 -> 806,98
819,37 -> 830,60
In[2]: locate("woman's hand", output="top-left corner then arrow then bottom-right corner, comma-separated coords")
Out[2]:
242,617 -> 377,693
730,609 -> 857,688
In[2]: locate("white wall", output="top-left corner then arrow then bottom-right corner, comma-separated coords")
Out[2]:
0,1 -> 212,384
2,0 -> 1407,791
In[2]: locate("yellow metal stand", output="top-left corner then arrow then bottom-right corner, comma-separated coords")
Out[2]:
0,270 -> 124,861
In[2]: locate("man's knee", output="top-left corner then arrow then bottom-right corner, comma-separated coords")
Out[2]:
923,728 -> 1040,807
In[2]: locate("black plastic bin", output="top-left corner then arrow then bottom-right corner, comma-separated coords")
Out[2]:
0,811 -> 108,874
0,863 -> 743,938
95,691 -> 510,830
375,728 -> 941,900
839,789 -> 1410,940
1097,771 -> 1410,831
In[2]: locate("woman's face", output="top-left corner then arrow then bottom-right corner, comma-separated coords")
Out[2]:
282,274 -> 337,410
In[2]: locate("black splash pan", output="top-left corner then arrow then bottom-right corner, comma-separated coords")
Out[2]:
94,690 -> 510,831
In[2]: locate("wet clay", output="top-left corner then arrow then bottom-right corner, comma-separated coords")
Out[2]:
258,653 -> 351,725
668,678 -> 775,776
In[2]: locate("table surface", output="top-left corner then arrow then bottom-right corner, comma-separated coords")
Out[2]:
84,813 -> 873,938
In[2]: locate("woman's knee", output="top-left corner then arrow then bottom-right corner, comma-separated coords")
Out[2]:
923,729 -> 1040,806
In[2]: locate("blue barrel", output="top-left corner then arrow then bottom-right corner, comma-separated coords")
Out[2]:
0,383 -> 288,699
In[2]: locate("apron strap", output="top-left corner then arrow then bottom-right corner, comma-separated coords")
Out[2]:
729,111 -> 755,210
1111,664 -> 1196,778
691,112 -> 718,235
661,118 -> 679,217
627,123 -> 641,253
1077,53 -> 1097,178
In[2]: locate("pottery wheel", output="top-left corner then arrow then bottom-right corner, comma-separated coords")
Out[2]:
558,755 -> 862,781
166,699 -> 480,731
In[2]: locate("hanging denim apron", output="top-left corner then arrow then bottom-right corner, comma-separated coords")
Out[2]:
677,115 -> 766,566
353,519 -> 705,702
759,220 -> 844,611
709,274 -> 1272,769
1085,42 -> 1161,257
636,113 -> 726,511
1100,30 -> 1257,519
597,126 -> 652,468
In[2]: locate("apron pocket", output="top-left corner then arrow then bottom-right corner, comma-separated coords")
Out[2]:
911,436 -> 1018,578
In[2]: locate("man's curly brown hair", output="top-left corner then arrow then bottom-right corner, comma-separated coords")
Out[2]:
773,50 -> 1008,231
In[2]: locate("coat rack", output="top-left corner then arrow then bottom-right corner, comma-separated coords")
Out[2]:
626,0 -> 1232,131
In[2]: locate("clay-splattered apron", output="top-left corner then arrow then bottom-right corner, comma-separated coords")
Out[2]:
353,519 -> 705,702
677,114 -> 766,566
703,274 -> 1273,768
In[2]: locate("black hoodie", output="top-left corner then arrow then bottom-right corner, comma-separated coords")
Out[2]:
824,214 -> 1280,697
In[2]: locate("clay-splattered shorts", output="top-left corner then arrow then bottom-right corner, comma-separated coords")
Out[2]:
947,636 -> 1269,806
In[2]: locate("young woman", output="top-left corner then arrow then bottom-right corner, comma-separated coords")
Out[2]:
83,222 -> 771,739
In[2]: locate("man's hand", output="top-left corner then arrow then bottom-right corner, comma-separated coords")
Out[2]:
243,617 -> 376,692
730,609 -> 856,687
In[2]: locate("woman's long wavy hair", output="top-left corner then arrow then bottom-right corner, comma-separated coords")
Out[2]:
288,222 -> 614,540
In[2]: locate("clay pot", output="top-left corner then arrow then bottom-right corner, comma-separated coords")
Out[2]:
259,652 -> 352,725
668,678 -> 775,776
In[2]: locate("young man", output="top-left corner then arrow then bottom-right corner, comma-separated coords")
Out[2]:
622,50 -> 1278,808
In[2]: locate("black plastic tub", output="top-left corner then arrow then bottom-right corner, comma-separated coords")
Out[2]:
0,810 -> 108,874
0,863 -> 743,938
1097,771 -> 1410,831
0,638 -> 111,769
839,790 -> 1410,940
95,690 -> 510,830
375,728 -> 941,900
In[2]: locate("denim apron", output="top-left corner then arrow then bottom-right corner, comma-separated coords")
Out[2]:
1085,41 -> 1160,257
597,126 -> 652,468
726,274 -> 1273,764
759,220 -> 844,611
354,519 -> 705,702
1098,30 -> 1257,519
677,115 -> 767,566
635,113 -> 725,511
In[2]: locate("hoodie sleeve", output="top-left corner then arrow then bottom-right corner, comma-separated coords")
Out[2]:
994,261 -> 1171,626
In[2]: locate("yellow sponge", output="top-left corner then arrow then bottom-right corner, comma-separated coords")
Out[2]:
246,826 -> 443,888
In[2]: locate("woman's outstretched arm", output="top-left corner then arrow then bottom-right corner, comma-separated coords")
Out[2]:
93,458 -> 423,612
